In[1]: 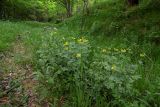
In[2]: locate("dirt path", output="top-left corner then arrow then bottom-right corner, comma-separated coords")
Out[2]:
0,38 -> 39,107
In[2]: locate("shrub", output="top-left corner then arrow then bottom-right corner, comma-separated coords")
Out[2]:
35,33 -> 141,106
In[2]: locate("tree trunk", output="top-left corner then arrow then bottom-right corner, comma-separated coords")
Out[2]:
65,0 -> 72,17
66,5 -> 72,17
0,0 -> 4,18
83,0 -> 89,15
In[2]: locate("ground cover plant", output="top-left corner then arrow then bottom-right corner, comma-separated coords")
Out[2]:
36,33 -> 143,106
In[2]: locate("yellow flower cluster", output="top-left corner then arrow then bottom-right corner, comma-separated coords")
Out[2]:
63,41 -> 69,51
71,37 -> 76,40
102,49 -> 107,53
114,48 -> 119,52
77,37 -> 88,44
64,41 -> 69,46
140,53 -> 146,57
121,49 -> 126,53
111,64 -> 116,71
76,53 -> 81,58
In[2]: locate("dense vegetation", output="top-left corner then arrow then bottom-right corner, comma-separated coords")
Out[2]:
0,0 -> 160,107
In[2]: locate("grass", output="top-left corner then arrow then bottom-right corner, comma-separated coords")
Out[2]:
0,21 -> 45,52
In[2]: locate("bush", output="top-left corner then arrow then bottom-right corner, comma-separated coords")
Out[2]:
35,33 -> 141,106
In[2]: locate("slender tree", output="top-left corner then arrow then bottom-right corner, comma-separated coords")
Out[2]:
82,0 -> 89,15
0,0 -> 5,18
53,0 -> 75,17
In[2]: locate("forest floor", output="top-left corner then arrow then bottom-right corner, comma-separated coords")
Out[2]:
0,36 -> 40,107
0,21 -> 54,107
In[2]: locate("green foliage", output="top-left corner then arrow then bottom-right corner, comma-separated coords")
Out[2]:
0,0 -> 56,21
0,20 -> 52,52
0,0 -> 160,106
0,21 -> 21,51
35,32 -> 142,106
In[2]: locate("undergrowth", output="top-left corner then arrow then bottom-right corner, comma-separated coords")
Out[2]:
0,0 -> 160,106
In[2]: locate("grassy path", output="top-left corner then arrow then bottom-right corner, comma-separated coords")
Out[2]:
0,21 -> 54,106
0,36 -> 39,107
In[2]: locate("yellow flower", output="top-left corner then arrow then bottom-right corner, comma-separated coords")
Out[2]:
76,53 -> 81,58
102,49 -> 107,53
77,37 -> 88,44
64,42 -> 69,46
140,53 -> 146,57
114,48 -> 119,52
77,39 -> 83,43
71,37 -> 76,40
121,49 -> 126,53
111,64 -> 116,71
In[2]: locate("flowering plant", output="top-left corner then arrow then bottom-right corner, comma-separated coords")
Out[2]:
36,33 -> 140,106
